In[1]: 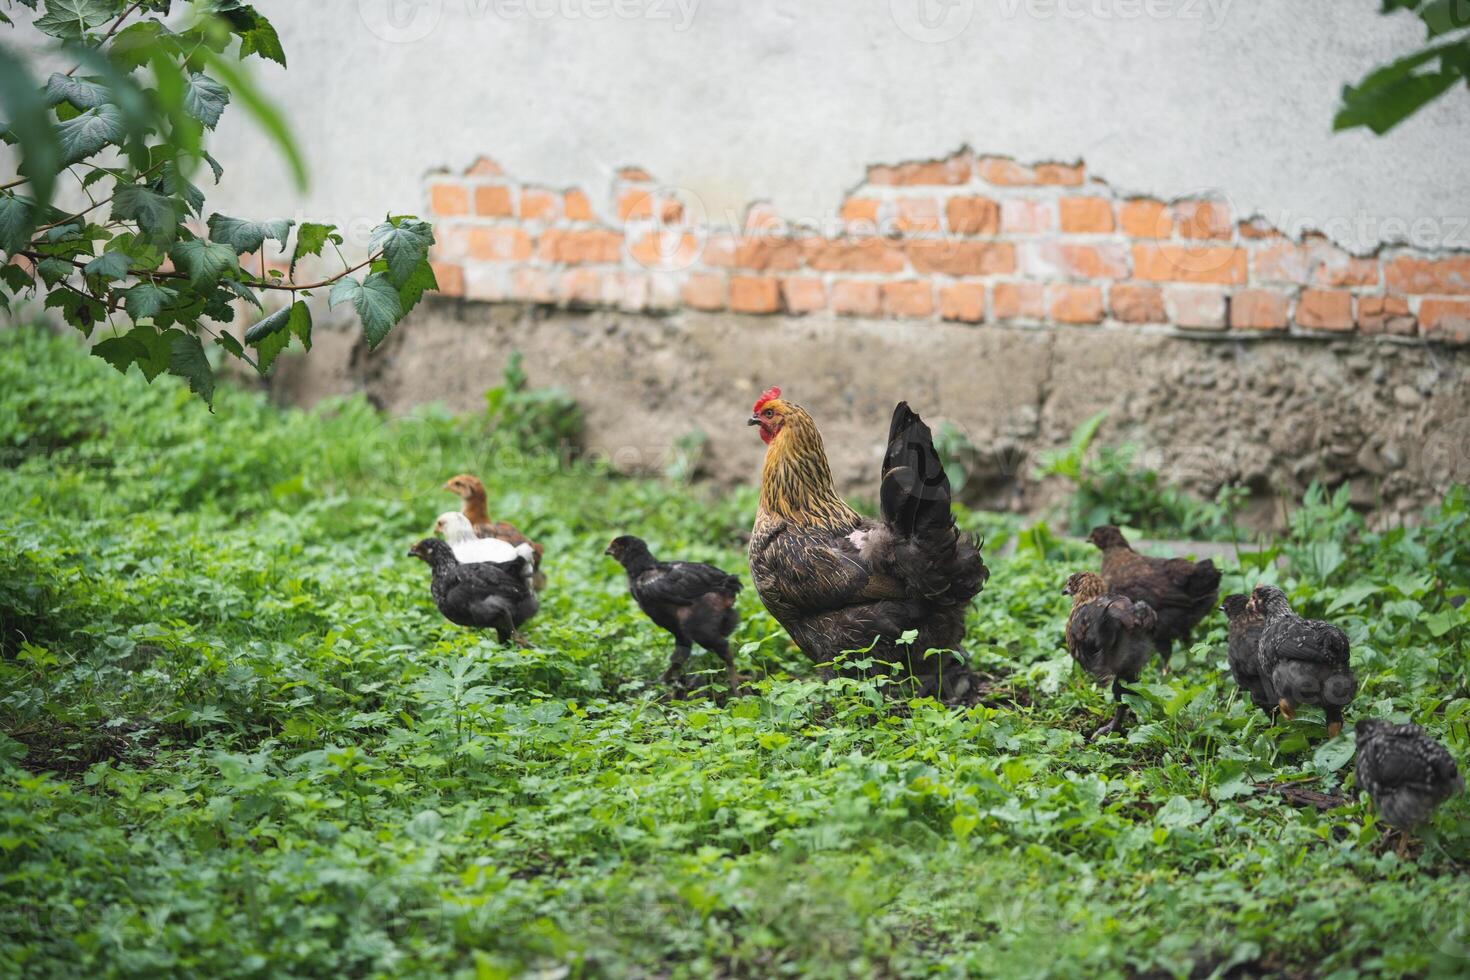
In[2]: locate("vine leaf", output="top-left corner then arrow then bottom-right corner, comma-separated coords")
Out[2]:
93,324 -> 174,381
82,249 -> 129,281
0,196 -> 31,256
111,183 -> 179,246
34,0 -> 115,40
371,218 -> 434,286
207,213 -> 294,255
44,73 -> 111,110
56,104 -> 122,166
170,239 -> 239,287
167,330 -> 215,406
184,73 -> 230,129
330,272 -> 403,349
121,281 -> 177,320
290,221 -> 340,274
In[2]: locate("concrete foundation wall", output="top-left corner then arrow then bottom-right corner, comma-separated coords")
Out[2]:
271,299 -> 1470,526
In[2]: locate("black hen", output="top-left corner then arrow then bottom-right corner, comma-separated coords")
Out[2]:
1089,525 -> 1220,670
1221,594 -> 1272,716
409,537 -> 539,642
606,535 -> 743,691
1355,719 -> 1463,851
1063,572 -> 1158,740
1249,585 -> 1356,738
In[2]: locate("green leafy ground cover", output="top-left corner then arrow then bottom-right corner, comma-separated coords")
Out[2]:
2,328 -> 1470,978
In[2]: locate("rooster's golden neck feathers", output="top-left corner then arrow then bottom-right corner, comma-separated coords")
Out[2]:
758,403 -> 862,529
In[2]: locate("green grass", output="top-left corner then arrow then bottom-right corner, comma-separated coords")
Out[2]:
2,328 -> 1470,978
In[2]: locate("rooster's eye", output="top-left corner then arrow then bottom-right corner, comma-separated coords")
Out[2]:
762,409 -> 774,419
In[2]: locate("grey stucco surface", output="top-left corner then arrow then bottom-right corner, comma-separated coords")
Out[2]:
205,1 -> 1470,256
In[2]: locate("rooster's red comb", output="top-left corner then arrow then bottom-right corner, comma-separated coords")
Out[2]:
753,386 -> 782,413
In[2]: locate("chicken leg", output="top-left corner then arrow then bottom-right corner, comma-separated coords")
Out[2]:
1089,679 -> 1131,741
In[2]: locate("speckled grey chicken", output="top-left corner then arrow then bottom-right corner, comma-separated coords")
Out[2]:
605,535 -> 743,692
1220,594 -> 1273,717
746,388 -> 988,702
1249,585 -> 1356,738
1063,572 -> 1158,740
409,537 -> 538,642
1089,525 -> 1220,671
1355,719 -> 1463,854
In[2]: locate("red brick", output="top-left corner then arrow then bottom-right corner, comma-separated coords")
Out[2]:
474,185 -> 514,218
744,204 -> 784,236
1229,289 -> 1289,330
1000,199 -> 1053,234
1167,288 -> 1227,330
1109,283 -> 1166,323
1420,299 -> 1470,343
682,273 -> 725,311
946,197 -> 1000,235
540,229 -> 623,264
831,280 -> 882,317
1119,199 -> 1172,239
617,189 -> 654,221
465,156 -> 504,176
840,197 -> 880,225
1133,244 -> 1247,285
429,182 -> 469,216
779,277 -> 826,313
895,198 -> 941,233
1385,256 -> 1470,295
992,281 -> 1046,321
517,189 -> 555,221
1315,254 -> 1380,288
939,283 -> 985,322
1237,217 -> 1282,240
881,281 -> 933,318
1357,295 -> 1416,335
617,166 -> 654,182
467,227 -> 532,262
563,189 -> 595,222
1059,197 -> 1115,234
907,240 -> 1015,276
730,276 -> 781,314
805,239 -> 906,274
511,267 -> 554,303
629,231 -> 698,269
728,238 -> 803,271
1021,242 -> 1129,280
430,261 -> 464,297
1049,285 -> 1103,324
1296,289 -> 1355,330
560,269 -> 602,306
1173,199 -> 1232,240
977,157 -> 1084,186
866,153 -> 972,186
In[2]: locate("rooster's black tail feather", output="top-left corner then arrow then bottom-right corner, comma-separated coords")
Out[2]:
880,401 -> 953,537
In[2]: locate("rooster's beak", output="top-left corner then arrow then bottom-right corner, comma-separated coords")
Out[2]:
1061,585 -> 1072,596
747,415 -> 762,427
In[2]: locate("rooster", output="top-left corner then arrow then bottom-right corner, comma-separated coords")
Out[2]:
746,387 -> 987,701
1088,525 -> 1220,671
444,474 -> 546,590
1249,584 -> 1356,738
605,535 -> 743,693
1062,572 -> 1157,740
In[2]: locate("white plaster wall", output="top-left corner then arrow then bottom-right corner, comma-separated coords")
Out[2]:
193,2 -> 1470,254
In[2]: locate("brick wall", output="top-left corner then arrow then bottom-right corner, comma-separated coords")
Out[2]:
426,150 -> 1470,344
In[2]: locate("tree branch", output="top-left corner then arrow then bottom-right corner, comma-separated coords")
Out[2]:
65,1 -> 148,77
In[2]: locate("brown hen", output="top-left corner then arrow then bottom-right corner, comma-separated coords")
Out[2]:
1088,525 -> 1220,671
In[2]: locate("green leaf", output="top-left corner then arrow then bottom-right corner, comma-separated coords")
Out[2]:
82,249 -> 129,281
1418,0 -> 1470,36
225,4 -> 288,66
244,302 -> 290,343
44,73 -> 111,110
44,285 -> 104,336
34,0 -> 115,39
56,104 -> 123,166
371,218 -> 434,286
183,73 -> 230,129
154,163 -> 205,217
396,259 -> 438,316
1325,583 -> 1381,614
110,183 -> 179,247
207,213 -> 293,255
0,195 -> 32,256
290,221 -> 339,274
288,297 -> 311,350
168,330 -> 215,406
220,277 -> 261,309
36,257 -> 73,286
331,272 -> 404,349
251,303 -> 306,373
0,263 -> 34,294
170,239 -> 239,287
1334,42 -> 1464,134
120,281 -> 176,320
93,324 -> 174,381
